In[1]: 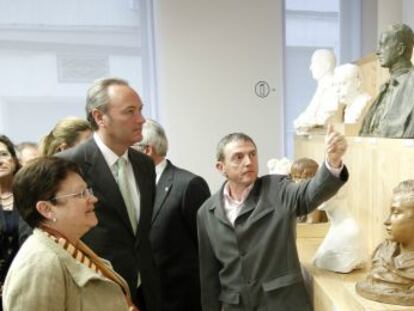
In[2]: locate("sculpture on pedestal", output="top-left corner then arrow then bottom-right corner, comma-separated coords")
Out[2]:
359,23 -> 414,138
333,63 -> 371,124
356,179 -> 414,306
290,158 -> 365,271
294,49 -> 339,134
312,195 -> 365,273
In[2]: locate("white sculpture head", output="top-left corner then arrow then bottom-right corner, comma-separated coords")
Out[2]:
267,157 -> 292,175
309,49 -> 336,81
334,63 -> 361,103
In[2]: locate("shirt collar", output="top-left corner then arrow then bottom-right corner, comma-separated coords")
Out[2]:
223,182 -> 254,205
93,133 -> 128,168
155,158 -> 167,184
390,66 -> 413,86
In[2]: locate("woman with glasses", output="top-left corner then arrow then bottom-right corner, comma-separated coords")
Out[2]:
2,157 -> 138,311
0,135 -> 28,310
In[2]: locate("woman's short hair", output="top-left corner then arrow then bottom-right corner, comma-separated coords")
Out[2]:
39,117 -> 91,156
13,157 -> 81,228
0,134 -> 21,175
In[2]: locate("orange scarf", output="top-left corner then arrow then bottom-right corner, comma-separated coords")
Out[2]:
41,226 -> 139,311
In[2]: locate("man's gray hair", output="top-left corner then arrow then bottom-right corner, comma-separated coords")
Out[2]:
216,133 -> 256,162
137,119 -> 168,157
388,23 -> 414,59
86,77 -> 129,131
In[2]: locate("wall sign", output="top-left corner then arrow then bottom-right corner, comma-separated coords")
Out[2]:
255,80 -> 271,98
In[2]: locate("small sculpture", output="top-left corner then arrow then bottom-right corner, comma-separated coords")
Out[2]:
290,159 -> 365,272
356,180 -> 414,306
294,49 -> 339,134
267,157 -> 292,175
359,23 -> 414,138
313,196 -> 365,273
290,158 -> 326,223
333,63 -> 371,124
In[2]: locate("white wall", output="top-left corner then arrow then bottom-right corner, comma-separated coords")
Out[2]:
153,0 -> 284,191
377,0 -> 402,33
361,0 -> 377,56
402,0 -> 414,29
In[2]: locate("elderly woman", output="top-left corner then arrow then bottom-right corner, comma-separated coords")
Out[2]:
39,117 -> 92,156
0,135 -> 29,309
2,157 -> 138,311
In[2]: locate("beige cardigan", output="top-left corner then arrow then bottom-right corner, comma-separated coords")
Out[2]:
3,229 -> 130,311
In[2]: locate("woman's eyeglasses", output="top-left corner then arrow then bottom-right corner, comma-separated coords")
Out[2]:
50,188 -> 94,203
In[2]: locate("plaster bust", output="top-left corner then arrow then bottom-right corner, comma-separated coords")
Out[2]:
356,180 -> 414,306
294,49 -> 339,134
291,158 -> 365,272
333,63 -> 371,124
359,23 -> 414,138
313,192 -> 365,273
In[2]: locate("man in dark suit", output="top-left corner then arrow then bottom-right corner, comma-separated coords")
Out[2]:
197,126 -> 348,311
58,78 -> 161,311
134,119 -> 210,311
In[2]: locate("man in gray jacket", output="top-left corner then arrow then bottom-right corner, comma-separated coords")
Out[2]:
197,126 -> 348,311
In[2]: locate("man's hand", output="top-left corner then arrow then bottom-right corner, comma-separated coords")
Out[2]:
325,124 -> 347,168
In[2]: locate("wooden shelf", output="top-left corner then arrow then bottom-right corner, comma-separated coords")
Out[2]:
297,237 -> 414,311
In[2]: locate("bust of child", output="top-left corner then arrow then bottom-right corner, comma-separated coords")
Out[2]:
356,180 -> 414,306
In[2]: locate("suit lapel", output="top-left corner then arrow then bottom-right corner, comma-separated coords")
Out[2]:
152,161 -> 174,223
238,179 -> 261,219
210,185 -> 233,228
83,140 -> 135,236
129,150 -> 156,241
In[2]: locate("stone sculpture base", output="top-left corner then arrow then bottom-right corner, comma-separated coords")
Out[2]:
356,280 -> 414,306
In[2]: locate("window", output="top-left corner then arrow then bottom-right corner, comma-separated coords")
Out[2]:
0,0 -> 157,143
283,0 -> 362,157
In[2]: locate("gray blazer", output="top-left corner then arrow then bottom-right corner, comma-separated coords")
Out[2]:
197,163 -> 348,311
58,138 -> 161,311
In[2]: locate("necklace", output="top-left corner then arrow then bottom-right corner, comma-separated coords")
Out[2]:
0,193 -> 13,200
1,193 -> 13,211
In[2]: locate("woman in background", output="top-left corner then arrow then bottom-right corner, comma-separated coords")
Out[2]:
0,135 -> 29,310
3,157 -> 138,311
39,117 -> 92,156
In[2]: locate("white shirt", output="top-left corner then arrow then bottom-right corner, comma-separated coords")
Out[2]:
155,158 -> 168,185
223,183 -> 254,226
93,133 -> 141,225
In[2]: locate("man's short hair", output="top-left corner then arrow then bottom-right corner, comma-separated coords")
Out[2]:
136,119 -> 168,157
387,23 -> 414,59
216,133 -> 256,162
86,77 -> 129,131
